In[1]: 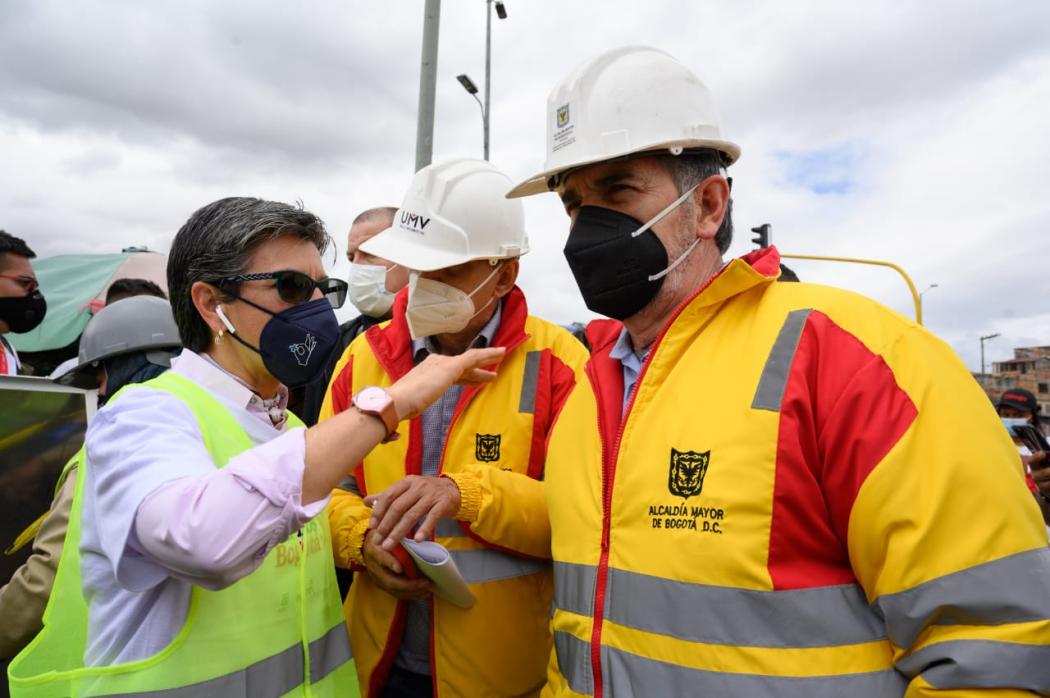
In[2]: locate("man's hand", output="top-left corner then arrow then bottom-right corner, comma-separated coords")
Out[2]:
365,475 -> 462,551
361,530 -> 433,600
1030,452 -> 1050,497
387,347 -> 504,421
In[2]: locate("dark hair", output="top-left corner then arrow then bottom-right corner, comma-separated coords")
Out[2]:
659,151 -> 734,254
778,264 -> 800,282
352,206 -> 398,226
105,277 -> 167,305
167,197 -> 329,353
0,230 -> 37,271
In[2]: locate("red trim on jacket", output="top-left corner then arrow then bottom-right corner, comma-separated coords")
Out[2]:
525,349 -> 554,480
368,602 -> 408,698
742,245 -> 782,278
329,355 -> 355,416
767,311 -> 918,590
527,351 -> 577,479
584,319 -> 623,357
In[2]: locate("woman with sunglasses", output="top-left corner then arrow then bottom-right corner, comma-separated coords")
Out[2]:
9,198 -> 502,698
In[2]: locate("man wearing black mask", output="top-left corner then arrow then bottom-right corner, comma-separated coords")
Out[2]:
508,46 -> 1050,695
0,231 -> 46,375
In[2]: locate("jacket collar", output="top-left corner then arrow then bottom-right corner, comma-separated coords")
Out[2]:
587,246 -> 782,363
683,245 -> 781,311
363,284 -> 531,381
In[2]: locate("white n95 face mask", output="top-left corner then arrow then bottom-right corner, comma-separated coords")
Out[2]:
347,263 -> 397,318
405,265 -> 501,340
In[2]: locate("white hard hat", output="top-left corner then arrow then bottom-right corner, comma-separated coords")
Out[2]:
361,158 -> 529,272
507,46 -> 741,199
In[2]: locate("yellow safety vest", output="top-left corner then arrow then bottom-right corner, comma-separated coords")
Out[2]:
9,372 -> 358,697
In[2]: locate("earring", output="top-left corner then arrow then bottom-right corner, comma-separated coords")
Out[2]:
215,329 -> 225,344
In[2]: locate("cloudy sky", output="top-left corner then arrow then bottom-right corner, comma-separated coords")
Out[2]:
2,0 -> 1048,371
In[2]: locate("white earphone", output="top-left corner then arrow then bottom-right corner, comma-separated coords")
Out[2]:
215,305 -> 237,334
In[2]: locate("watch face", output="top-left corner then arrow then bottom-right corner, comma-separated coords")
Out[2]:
357,386 -> 390,411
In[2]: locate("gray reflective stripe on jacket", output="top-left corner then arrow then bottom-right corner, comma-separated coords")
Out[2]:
752,308 -> 812,412
554,561 -> 885,649
93,622 -> 352,698
452,548 -> 549,584
895,639 -> 1050,691
435,518 -> 548,583
872,548 -> 1050,648
554,630 -> 906,697
435,518 -> 467,538
335,475 -> 362,496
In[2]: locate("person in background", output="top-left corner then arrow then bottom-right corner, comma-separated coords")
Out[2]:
47,278 -> 168,381
0,231 -> 46,376
103,277 -> 166,305
321,159 -> 588,697
300,207 -> 408,426
0,295 -> 182,662
7,197 -> 501,697
778,264 -> 800,282
998,388 -> 1050,527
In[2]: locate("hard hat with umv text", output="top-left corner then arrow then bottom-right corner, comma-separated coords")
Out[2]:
363,158 -> 529,272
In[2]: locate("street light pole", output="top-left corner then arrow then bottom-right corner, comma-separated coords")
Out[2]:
415,0 -> 442,172
919,283 -> 939,300
456,74 -> 484,146
484,0 -> 492,161
458,1 -> 504,160
919,283 -> 939,317
980,332 -> 1000,375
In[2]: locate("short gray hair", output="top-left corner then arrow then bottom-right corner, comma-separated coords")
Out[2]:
167,197 -> 329,353
352,206 -> 398,226
659,150 -> 734,254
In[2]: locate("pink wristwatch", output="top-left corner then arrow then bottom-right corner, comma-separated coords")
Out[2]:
352,386 -> 401,443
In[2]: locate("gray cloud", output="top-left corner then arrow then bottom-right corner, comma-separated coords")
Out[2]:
1,0 -> 1048,370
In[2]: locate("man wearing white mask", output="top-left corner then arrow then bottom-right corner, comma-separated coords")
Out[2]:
301,207 -> 408,426
319,158 -> 588,697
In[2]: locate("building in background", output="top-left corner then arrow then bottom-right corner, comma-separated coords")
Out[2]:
975,345 -> 1050,422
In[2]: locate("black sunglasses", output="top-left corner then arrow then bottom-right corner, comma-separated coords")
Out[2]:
214,270 -> 348,309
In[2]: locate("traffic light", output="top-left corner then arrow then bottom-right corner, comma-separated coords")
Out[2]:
750,224 -> 771,249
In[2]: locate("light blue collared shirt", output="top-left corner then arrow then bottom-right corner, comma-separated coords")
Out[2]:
399,301 -> 502,675
609,327 -> 649,416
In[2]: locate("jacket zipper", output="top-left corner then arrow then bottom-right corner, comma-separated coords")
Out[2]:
587,362 -> 613,698
586,327 -> 676,698
429,333 -> 528,691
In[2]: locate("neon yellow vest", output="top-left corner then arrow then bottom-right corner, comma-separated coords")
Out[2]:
8,372 -> 358,697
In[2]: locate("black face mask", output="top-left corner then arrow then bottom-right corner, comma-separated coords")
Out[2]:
563,180 -> 704,321
563,206 -> 670,320
0,291 -> 47,333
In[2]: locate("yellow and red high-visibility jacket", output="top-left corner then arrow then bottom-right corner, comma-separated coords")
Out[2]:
320,286 -> 588,697
544,247 -> 1050,697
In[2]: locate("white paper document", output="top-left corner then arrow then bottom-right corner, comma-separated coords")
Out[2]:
401,538 -> 476,609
